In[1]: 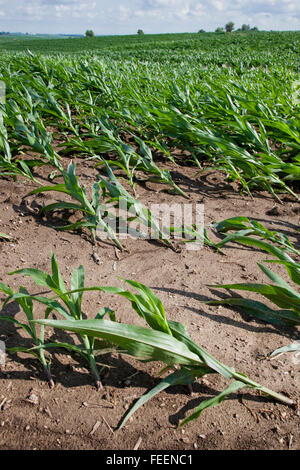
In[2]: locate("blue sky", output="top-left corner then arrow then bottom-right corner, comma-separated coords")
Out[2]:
0,0 -> 299,34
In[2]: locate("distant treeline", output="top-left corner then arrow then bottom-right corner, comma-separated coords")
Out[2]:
0,32 -> 84,37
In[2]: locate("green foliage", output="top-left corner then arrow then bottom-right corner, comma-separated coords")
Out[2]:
28,161 -> 123,249
241,24 -> 250,32
0,33 -> 299,199
71,115 -> 188,197
28,160 -> 203,251
212,216 -> 300,256
85,30 -> 94,38
225,22 -> 235,33
0,29 -> 298,432
0,282 -> 55,388
6,253 -> 117,389
98,161 -> 177,250
34,275 -> 293,427
206,217 -> 300,349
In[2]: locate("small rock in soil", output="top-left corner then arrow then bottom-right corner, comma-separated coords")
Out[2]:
27,392 -> 39,405
92,253 -> 101,264
266,206 -> 280,216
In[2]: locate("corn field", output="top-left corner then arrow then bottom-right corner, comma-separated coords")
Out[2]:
0,31 -> 299,449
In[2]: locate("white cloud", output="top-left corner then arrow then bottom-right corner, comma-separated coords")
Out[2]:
0,0 -> 298,34
22,1 -> 47,21
52,1 -> 97,19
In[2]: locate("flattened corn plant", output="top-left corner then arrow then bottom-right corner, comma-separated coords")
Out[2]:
32,268 -> 293,427
63,116 -> 188,198
0,252 -> 295,426
0,104 -> 41,182
0,37 -> 299,199
28,161 -> 203,250
28,161 -> 123,250
0,253 -> 117,389
206,216 -> 300,355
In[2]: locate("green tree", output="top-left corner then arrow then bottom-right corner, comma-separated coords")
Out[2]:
225,21 -> 234,33
137,29 -> 144,35
85,30 -> 94,38
241,24 -> 250,32
215,27 -> 224,33
198,29 -> 205,33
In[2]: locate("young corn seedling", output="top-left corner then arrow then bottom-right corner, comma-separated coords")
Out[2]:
99,163 -> 217,250
28,161 -> 187,251
8,253 -> 117,390
64,113 -> 188,198
34,278 -> 294,428
123,132 -> 188,198
0,283 -> 55,388
98,162 -> 201,249
28,161 -> 123,250
207,256 -> 300,327
0,106 -> 41,183
98,161 -> 175,250
35,87 -> 79,136
206,217 -> 300,349
212,216 -> 300,256
7,100 -> 62,171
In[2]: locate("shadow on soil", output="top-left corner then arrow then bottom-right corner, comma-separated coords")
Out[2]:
152,286 -> 298,340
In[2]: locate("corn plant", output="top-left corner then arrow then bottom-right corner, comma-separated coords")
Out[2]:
97,163 -> 206,249
28,161 -> 195,251
63,115 -> 188,198
8,100 -> 62,171
6,253 -> 117,390
0,282 -> 55,388
33,277 -> 293,428
205,217 -> 300,351
0,105 -> 41,182
98,161 -> 176,250
28,161 -> 123,249
1,41 -> 300,199
207,257 -> 300,327
212,216 -> 300,256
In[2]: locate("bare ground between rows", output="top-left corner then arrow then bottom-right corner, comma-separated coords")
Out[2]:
0,159 -> 299,450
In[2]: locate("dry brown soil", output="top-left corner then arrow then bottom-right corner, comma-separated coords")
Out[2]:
0,158 -> 299,451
